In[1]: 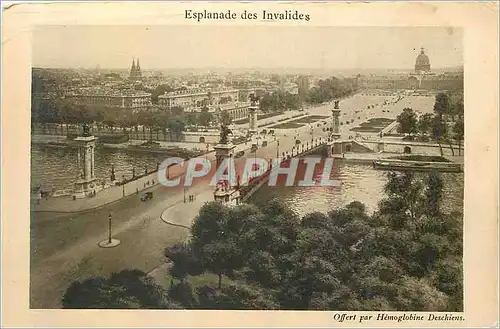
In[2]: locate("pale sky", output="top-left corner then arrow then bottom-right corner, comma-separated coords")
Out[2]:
33,26 -> 463,70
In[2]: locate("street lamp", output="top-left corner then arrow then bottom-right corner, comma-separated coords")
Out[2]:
98,212 -> 121,248
276,140 -> 280,159
122,175 -> 125,197
108,213 -> 112,244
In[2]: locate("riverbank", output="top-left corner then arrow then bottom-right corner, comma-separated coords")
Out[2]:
31,135 -> 214,152
332,152 -> 464,166
31,138 -> 270,213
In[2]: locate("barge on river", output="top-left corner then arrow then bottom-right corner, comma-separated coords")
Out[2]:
372,158 -> 463,173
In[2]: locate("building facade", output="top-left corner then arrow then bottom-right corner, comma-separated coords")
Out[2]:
217,102 -> 250,121
158,88 -> 239,110
358,48 -> 463,91
65,89 -> 152,109
281,82 -> 299,95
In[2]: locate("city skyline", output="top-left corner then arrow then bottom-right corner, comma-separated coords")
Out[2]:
33,26 -> 463,70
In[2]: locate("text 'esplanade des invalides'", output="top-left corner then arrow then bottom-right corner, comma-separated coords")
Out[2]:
185,10 -> 311,22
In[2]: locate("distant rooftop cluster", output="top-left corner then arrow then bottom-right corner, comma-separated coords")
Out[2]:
164,87 -> 239,97
66,87 -> 151,98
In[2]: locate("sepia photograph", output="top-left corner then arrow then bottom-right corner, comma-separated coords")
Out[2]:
30,25 -> 465,311
1,2 -> 498,328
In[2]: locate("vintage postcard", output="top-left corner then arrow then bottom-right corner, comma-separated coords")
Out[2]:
1,1 -> 498,327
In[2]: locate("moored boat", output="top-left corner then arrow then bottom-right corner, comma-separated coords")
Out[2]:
372,159 -> 462,173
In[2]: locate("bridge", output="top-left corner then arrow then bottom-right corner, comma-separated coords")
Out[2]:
239,134 -> 464,201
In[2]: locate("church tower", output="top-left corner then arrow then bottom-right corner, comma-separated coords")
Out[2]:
130,59 -> 136,78
136,58 -> 142,78
129,58 -> 143,80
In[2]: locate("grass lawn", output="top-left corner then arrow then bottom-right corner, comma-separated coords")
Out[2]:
366,118 -> 394,125
350,127 -> 384,133
350,117 -> 394,133
233,112 -> 284,125
268,115 -> 328,129
269,122 -> 304,129
290,115 -> 329,124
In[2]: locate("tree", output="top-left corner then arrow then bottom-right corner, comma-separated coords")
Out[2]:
206,91 -> 213,105
191,202 -> 240,289
259,93 -> 275,112
449,98 -> 464,122
412,233 -> 452,276
359,256 -> 405,284
186,112 -> 198,127
393,277 -> 449,311
417,113 -> 433,138
377,171 -> 425,226
277,251 -> 345,309
432,257 -> 463,311
328,201 -> 370,229
62,277 -> 140,309
358,227 -> 416,274
164,243 -> 203,283
168,281 -> 197,308
196,283 -> 278,310
283,92 -> 300,110
219,110 -> 233,126
396,108 -> 418,136
433,93 -> 450,118
136,111 -> 155,141
453,115 -> 464,155
431,115 -> 448,156
259,199 -> 300,255
237,250 -> 281,289
423,171 -> 443,218
117,111 -> 134,134
155,111 -> 170,139
433,93 -> 450,155
167,118 -> 186,141
173,166 -> 461,311
301,212 -> 330,230
62,269 -> 176,309
198,106 -> 213,128
151,84 -> 173,104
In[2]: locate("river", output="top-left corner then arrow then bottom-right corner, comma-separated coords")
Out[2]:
249,162 -> 464,216
30,145 -> 166,190
31,146 -> 464,216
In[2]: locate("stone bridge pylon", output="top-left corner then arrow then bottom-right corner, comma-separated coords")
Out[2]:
326,100 -> 344,156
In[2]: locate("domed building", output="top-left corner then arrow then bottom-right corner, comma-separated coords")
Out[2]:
355,46 -> 463,91
415,47 -> 431,73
